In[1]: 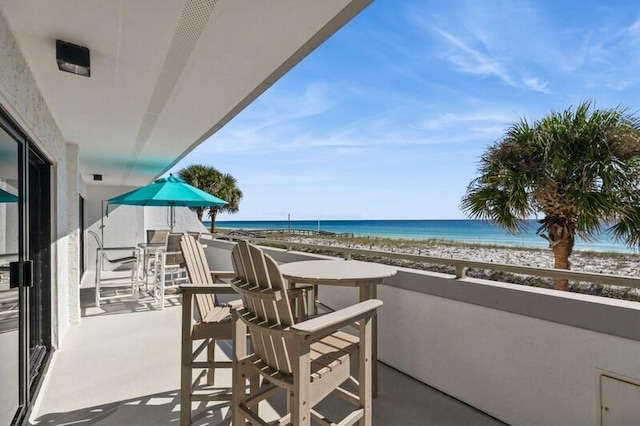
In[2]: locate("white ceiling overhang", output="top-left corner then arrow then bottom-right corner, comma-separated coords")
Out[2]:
0,0 -> 371,185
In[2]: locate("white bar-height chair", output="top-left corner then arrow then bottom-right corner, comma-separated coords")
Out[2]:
136,230 -> 170,292
88,231 -> 139,307
153,232 -> 190,308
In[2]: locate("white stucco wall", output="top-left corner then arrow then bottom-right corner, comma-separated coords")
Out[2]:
202,240 -> 640,426
143,206 -> 208,235
83,184 -> 146,271
373,282 -> 640,426
65,143 -> 80,324
295,260 -> 640,426
0,10 -> 71,347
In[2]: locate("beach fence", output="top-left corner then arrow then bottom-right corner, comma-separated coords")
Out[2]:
227,228 -> 354,238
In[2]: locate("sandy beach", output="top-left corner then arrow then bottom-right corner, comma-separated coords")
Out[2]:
275,235 -> 640,301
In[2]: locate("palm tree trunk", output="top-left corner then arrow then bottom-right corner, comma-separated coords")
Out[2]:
551,235 -> 574,291
209,209 -> 218,233
196,207 -> 204,222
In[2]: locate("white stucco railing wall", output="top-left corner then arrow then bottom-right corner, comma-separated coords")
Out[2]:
201,238 -> 640,426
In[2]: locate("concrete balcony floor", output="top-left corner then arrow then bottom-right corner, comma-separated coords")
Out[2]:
29,272 -> 504,425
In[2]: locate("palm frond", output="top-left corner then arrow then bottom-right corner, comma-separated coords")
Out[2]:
462,100 -> 640,252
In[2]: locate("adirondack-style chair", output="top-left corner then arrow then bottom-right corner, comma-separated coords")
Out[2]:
230,240 -> 382,426
178,233 -> 237,425
230,239 -> 309,323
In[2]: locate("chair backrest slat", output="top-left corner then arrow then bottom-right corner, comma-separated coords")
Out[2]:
232,240 -> 295,374
180,233 -> 217,315
232,244 -> 260,315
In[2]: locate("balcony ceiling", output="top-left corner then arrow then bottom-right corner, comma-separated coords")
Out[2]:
0,0 -> 370,185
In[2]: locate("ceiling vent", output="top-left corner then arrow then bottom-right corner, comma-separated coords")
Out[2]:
92,174 -> 103,181
56,40 -> 90,77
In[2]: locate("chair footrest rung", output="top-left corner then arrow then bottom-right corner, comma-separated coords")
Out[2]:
336,408 -> 364,426
191,361 -> 232,368
190,392 -> 232,402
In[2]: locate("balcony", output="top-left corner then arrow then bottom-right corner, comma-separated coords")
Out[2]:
30,237 -> 640,425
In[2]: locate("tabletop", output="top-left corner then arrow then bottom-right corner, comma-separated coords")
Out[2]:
279,260 -> 396,285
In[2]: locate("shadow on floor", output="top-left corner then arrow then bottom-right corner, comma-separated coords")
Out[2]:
79,286 -> 181,318
29,389 -> 231,426
30,363 -> 506,426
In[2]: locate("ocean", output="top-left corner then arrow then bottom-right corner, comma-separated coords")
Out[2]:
211,219 -> 638,253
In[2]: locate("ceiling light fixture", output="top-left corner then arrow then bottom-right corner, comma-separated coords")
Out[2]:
56,40 -> 90,77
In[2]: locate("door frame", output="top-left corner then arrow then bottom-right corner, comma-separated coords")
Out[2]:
0,106 -> 53,425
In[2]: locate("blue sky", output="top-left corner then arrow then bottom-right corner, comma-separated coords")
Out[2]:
170,0 -> 640,221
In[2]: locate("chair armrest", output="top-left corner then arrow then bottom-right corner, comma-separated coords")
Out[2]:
286,288 -> 306,297
227,299 -> 243,310
99,246 -> 137,252
159,250 -> 182,256
290,299 -> 382,340
178,284 -> 238,295
210,270 -> 235,279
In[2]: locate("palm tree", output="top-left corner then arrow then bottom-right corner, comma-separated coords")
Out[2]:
177,164 -> 220,221
177,164 -> 243,231
461,101 -> 640,290
207,173 -> 242,233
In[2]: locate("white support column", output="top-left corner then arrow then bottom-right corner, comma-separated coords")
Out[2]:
65,143 -> 81,325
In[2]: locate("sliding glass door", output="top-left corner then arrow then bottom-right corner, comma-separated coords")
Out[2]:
0,121 -> 21,425
0,110 -> 52,425
27,147 -> 51,392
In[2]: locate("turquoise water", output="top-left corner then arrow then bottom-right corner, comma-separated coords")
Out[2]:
211,219 -> 638,253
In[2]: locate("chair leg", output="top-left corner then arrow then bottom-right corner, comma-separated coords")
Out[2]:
95,251 -> 101,307
131,261 -> 138,294
291,340 -> 311,425
160,262 -> 166,310
207,338 -> 216,385
359,315 -> 373,426
232,316 -> 248,426
181,293 -> 193,426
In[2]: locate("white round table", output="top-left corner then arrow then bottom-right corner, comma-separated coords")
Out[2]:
279,259 -> 396,397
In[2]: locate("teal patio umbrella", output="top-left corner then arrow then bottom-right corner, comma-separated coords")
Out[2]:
106,174 -> 228,231
0,188 -> 18,203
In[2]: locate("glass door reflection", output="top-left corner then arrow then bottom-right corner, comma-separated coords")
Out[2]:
0,125 -> 20,424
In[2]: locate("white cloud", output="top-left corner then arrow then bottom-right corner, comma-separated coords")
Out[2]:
418,112 -> 512,131
433,29 -> 516,86
522,77 -> 551,94
241,82 -> 334,130
628,19 -> 640,35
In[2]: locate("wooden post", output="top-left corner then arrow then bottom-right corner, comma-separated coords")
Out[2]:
180,292 -> 193,426
361,283 -> 378,398
291,338 -> 311,425
232,312 -> 247,426
207,338 -> 216,385
359,314 -> 373,426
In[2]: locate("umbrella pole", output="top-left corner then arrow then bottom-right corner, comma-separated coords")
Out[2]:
170,205 -> 175,232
